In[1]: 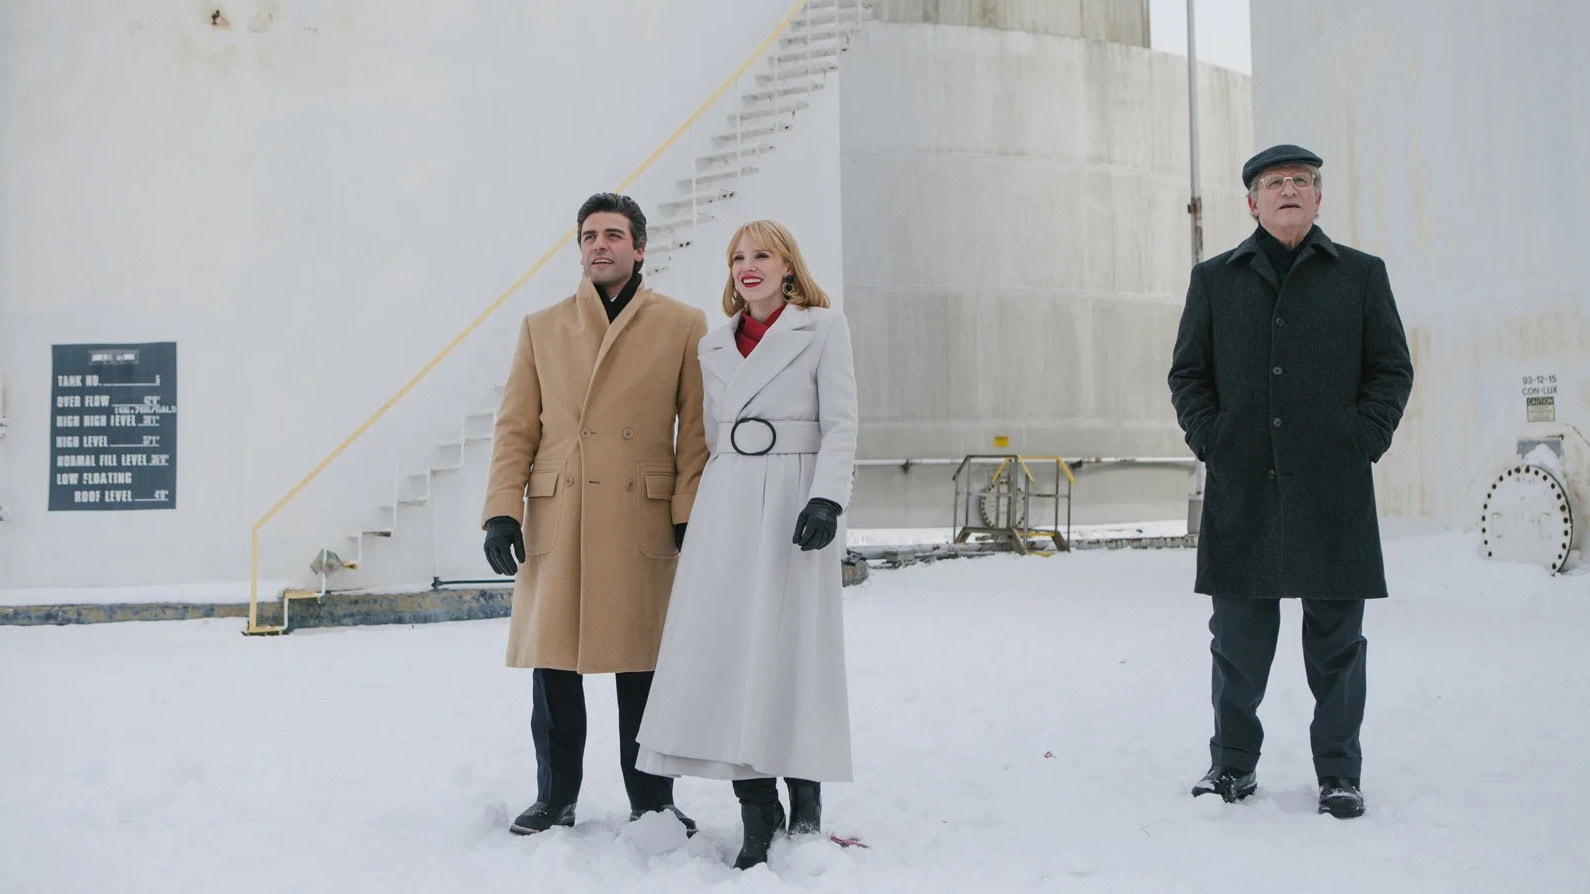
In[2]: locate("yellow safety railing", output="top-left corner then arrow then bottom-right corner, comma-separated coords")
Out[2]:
246,0 -> 823,633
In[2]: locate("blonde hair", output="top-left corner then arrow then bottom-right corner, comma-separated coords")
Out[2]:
720,219 -> 831,317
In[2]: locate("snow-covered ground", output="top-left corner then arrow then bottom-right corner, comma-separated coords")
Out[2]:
3,528 -> 1587,893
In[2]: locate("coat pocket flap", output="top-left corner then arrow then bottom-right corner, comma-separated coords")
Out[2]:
527,470 -> 560,498
643,472 -> 675,500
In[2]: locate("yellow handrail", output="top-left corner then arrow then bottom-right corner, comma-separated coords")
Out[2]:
247,0 -> 821,632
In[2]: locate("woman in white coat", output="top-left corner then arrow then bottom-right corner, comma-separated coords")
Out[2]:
636,220 -> 858,869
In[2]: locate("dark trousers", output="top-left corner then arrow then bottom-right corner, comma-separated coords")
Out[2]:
1208,596 -> 1367,778
731,777 -> 817,803
531,668 -> 673,811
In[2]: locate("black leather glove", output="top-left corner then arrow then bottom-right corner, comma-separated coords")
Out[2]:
792,498 -> 842,552
484,515 -> 526,576
674,523 -> 687,551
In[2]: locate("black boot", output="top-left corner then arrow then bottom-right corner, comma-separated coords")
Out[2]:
785,779 -> 821,834
628,804 -> 698,837
732,779 -> 785,870
509,801 -> 575,835
1318,777 -> 1365,819
1191,765 -> 1257,803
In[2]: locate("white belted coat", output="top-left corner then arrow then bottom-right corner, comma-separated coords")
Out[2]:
635,304 -> 858,782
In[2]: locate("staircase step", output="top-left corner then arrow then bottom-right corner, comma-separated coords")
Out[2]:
648,237 -> 694,254
652,213 -> 717,233
730,101 -> 809,123
698,144 -> 777,166
774,46 -> 843,66
659,188 -> 737,214
398,473 -> 430,505
791,10 -> 866,30
756,62 -> 839,83
780,28 -> 848,47
678,166 -> 759,190
712,122 -> 792,143
743,82 -> 825,103
348,525 -> 394,540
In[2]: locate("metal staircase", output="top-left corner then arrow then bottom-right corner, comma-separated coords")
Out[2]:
647,0 -> 867,277
249,0 -> 872,632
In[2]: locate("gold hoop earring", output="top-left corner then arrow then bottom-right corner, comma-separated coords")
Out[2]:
782,276 -> 797,299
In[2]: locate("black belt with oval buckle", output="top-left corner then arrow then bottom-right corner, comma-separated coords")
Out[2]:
729,417 -> 776,456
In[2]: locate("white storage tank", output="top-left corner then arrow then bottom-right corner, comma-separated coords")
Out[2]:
1251,0 -> 1589,568
839,0 -> 1255,527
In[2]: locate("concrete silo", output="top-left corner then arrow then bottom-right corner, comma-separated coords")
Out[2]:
839,0 -> 1255,529
1252,1 -> 1590,569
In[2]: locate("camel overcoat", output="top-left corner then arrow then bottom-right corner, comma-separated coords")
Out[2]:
481,276 -> 709,672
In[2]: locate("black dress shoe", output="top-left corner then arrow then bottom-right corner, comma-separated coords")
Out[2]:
629,804 -> 698,837
509,801 -> 575,835
1191,765 -> 1257,803
1318,777 -> 1366,819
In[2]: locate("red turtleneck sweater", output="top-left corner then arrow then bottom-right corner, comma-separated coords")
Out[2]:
735,302 -> 786,357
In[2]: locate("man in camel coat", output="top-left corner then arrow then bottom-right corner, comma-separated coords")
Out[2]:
480,192 -> 709,836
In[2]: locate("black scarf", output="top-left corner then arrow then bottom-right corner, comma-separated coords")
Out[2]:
599,269 -> 643,323
1256,224 -> 1313,285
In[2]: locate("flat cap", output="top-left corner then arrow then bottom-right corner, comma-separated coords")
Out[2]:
1242,144 -> 1323,188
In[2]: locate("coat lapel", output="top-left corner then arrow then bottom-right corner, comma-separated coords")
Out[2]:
1229,232 -> 1281,294
575,275 -> 609,321
721,306 -> 816,417
577,276 -> 653,413
591,282 -> 651,374
699,316 -> 742,390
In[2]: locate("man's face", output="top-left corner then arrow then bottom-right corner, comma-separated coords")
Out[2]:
580,211 -> 642,290
1247,165 -> 1322,234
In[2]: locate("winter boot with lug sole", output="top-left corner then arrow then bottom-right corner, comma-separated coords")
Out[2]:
1191,765 -> 1257,803
1317,777 -> 1365,819
509,801 -> 575,835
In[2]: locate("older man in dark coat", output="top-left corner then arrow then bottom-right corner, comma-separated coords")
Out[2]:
1168,144 -> 1414,819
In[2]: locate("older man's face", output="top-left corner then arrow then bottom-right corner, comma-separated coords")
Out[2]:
1247,165 -> 1322,235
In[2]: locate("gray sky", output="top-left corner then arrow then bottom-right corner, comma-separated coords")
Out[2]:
1150,0 -> 1251,74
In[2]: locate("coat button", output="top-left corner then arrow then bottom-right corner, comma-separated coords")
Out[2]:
622,428 -> 634,440
1267,469 -> 1277,480
563,476 -> 573,487
625,479 -> 635,491
1272,417 -> 1283,428
580,428 -> 592,439
1272,366 -> 1283,376
1274,317 -> 1286,327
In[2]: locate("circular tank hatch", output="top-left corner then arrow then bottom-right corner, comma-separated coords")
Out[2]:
1481,465 -> 1574,574
976,468 -> 1028,530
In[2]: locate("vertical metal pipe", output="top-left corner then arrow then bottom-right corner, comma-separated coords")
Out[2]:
1186,0 -> 1207,533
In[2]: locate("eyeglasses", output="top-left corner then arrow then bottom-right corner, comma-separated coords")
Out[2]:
1256,172 -> 1317,191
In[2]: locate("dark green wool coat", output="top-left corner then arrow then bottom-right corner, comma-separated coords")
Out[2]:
1169,226 -> 1415,599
